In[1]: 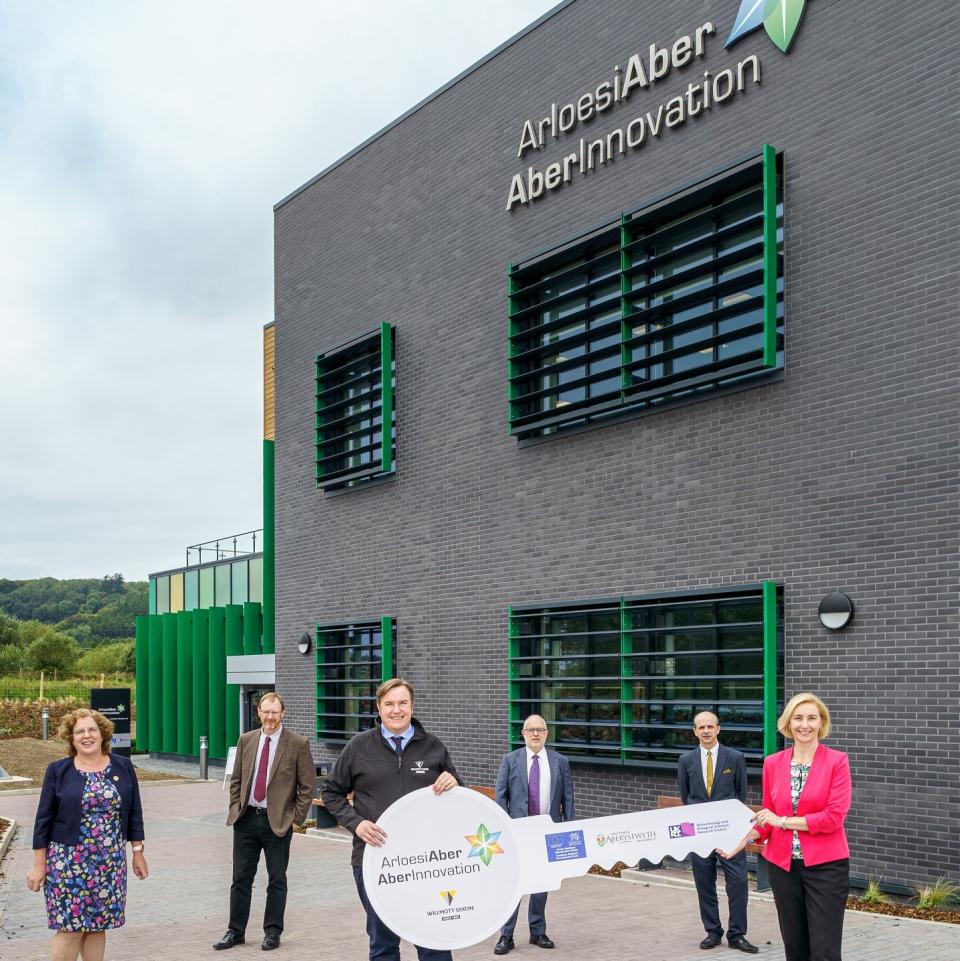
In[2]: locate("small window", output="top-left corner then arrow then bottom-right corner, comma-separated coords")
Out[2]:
316,617 -> 396,743
508,146 -> 784,440
316,324 -> 396,491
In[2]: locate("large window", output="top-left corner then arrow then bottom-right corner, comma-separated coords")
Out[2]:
315,324 -> 396,491
509,584 -> 781,769
508,147 -> 784,441
316,617 -> 395,743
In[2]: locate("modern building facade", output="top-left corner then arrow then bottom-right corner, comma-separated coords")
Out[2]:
271,0 -> 958,889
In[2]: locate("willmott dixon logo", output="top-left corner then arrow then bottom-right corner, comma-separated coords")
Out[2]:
439,890 -> 456,905
726,0 -> 810,53
464,823 -> 504,866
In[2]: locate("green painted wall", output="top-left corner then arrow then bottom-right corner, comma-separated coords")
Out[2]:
208,606 -> 227,759
192,609 -> 210,755
135,615 -> 149,751
161,613 -> 177,753
176,611 -> 194,755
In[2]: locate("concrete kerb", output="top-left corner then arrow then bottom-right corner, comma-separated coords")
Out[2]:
0,817 -> 16,864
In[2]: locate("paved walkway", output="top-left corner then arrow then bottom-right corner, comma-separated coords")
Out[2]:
1,781 -> 956,961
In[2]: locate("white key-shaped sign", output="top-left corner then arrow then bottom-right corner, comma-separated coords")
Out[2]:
362,786 -> 754,950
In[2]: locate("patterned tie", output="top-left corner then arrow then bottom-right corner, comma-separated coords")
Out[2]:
528,754 -> 541,815
391,736 -> 404,756
253,737 -> 271,804
706,750 -> 714,797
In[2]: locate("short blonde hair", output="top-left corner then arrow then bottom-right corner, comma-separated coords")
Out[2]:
59,709 -> 114,756
377,678 -> 414,703
778,692 -> 832,739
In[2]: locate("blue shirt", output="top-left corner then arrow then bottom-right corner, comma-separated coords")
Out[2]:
380,724 -> 414,750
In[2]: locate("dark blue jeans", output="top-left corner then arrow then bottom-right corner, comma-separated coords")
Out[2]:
352,865 -> 452,961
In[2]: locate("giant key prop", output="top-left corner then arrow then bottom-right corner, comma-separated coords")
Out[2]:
362,786 -> 754,950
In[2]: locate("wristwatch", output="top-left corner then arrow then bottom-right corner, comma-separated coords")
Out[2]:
132,844 -> 145,853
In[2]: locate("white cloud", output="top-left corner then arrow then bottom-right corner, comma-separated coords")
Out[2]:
0,0 -> 561,580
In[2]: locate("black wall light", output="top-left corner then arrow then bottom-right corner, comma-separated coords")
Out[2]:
818,592 -> 854,630
297,632 -> 312,655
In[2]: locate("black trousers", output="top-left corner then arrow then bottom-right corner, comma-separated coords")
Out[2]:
690,850 -> 748,940
768,858 -> 849,961
229,807 -> 293,937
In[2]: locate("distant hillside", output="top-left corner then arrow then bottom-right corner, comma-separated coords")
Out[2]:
0,574 -> 147,647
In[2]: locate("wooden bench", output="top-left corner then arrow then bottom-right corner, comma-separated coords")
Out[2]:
656,796 -> 769,891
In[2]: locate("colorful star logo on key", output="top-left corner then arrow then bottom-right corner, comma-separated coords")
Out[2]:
464,823 -> 504,866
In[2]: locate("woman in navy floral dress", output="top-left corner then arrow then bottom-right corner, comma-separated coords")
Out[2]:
27,709 -> 148,961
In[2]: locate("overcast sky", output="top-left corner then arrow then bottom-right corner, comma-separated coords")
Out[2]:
0,0 -> 560,582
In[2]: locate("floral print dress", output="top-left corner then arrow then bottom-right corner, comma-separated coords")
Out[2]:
45,765 -> 127,931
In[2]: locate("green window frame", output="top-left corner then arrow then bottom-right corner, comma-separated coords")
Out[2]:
315,323 -> 396,491
509,584 -> 782,770
315,617 -> 396,743
508,146 -> 784,441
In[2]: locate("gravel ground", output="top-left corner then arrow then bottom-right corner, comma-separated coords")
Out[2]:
131,754 -> 225,780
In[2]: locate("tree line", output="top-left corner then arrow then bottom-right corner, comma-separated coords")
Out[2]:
0,574 -> 147,676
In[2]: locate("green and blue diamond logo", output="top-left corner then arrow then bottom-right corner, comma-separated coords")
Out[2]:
726,0 -> 809,53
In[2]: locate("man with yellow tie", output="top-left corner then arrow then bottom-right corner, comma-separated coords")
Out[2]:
678,712 -> 758,953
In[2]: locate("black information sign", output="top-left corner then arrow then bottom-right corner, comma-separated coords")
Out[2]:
90,688 -> 131,757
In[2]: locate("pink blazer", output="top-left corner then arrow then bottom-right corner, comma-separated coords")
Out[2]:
756,743 -> 851,870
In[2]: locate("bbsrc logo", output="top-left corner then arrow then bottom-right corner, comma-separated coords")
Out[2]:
726,0 -> 810,53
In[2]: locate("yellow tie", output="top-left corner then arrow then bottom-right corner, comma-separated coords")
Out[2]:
706,750 -> 714,796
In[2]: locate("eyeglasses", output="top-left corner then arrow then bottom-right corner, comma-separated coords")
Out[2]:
522,728 -> 547,735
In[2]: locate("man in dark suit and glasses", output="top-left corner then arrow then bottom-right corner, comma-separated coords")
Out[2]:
214,692 -> 315,952
678,711 -> 758,953
492,715 -> 575,955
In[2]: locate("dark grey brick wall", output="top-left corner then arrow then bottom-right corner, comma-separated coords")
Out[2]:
273,0 -> 959,888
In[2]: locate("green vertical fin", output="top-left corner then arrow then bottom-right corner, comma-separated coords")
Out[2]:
176,611 -> 194,755
192,609 -> 210,756
762,144 -> 779,367
134,616 -> 149,752
381,616 -> 394,679
762,581 -> 779,756
380,322 -> 394,473
262,438 -> 275,654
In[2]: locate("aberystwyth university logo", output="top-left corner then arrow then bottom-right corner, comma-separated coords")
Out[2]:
464,823 -> 505,866
726,0 -> 810,53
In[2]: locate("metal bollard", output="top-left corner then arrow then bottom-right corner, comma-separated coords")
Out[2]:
41,706 -> 50,741
199,735 -> 209,780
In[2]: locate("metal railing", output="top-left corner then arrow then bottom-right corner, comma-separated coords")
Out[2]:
185,529 -> 263,568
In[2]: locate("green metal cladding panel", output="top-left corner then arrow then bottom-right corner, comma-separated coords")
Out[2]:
243,602 -> 262,656
192,609 -> 210,755
147,616 -> 163,753
135,616 -> 149,751
176,611 -> 194,755
224,605 -> 243,748
262,439 -> 275,653
161,613 -> 178,754
207,607 -> 227,759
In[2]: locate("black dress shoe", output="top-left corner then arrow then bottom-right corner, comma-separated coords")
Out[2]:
728,937 -> 759,953
213,931 -> 245,950
494,936 -> 514,955
700,934 -> 723,949
529,934 -> 556,949
262,932 -> 281,950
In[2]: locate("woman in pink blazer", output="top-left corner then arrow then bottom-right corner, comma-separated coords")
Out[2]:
723,693 -> 851,961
